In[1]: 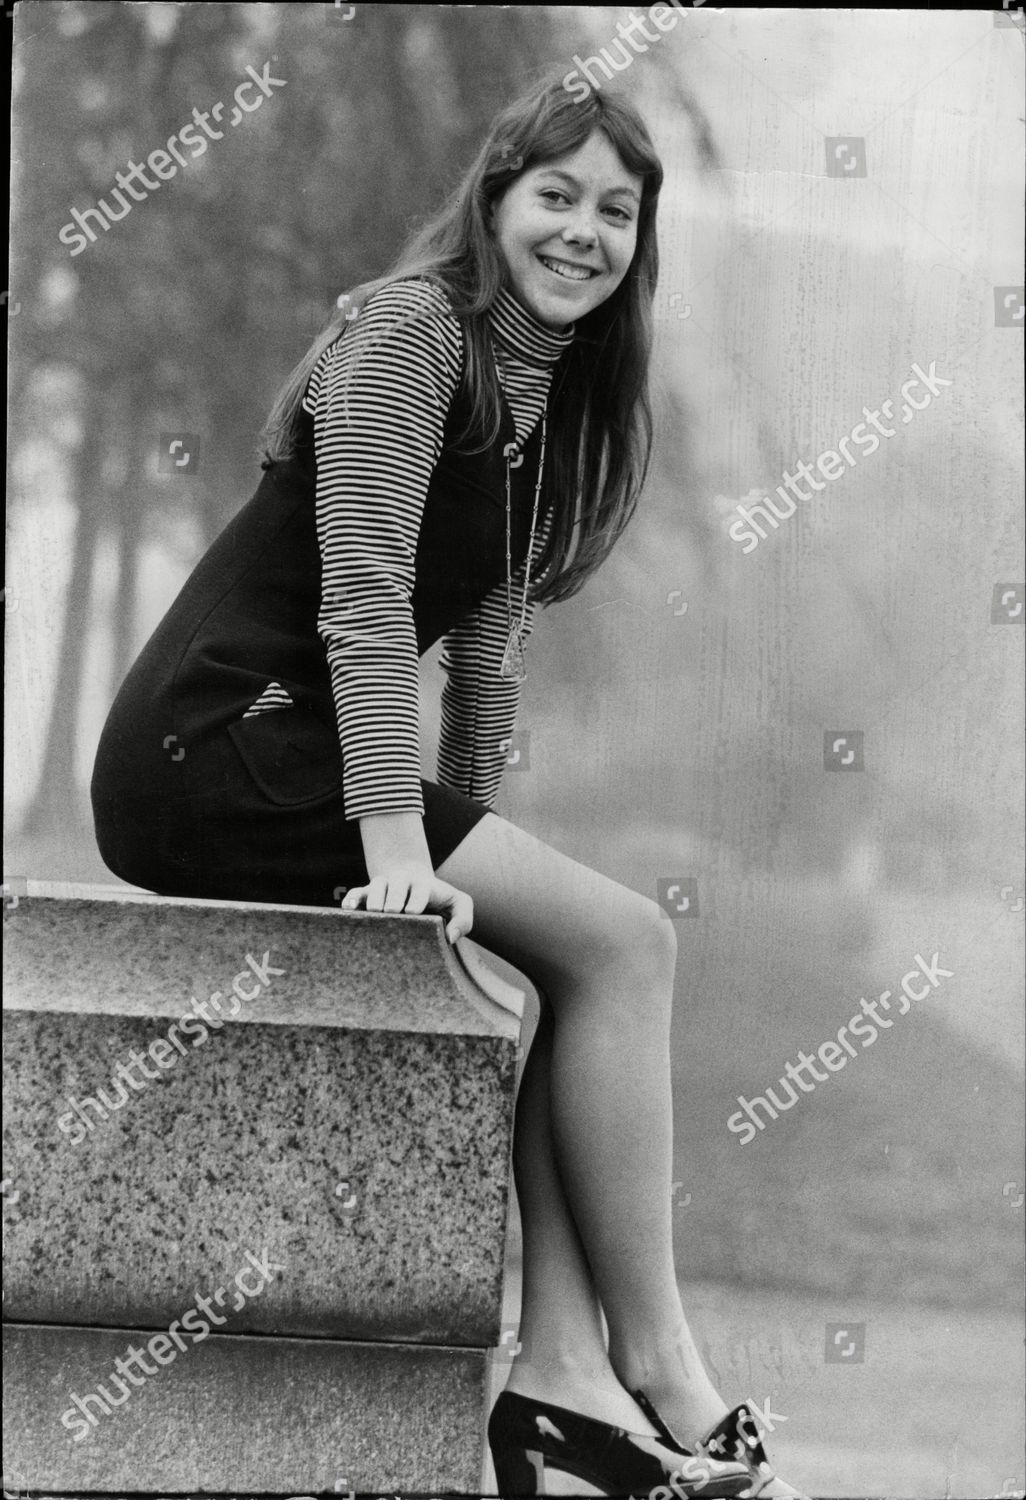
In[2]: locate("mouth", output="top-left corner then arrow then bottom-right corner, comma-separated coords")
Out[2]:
536,253 -> 599,283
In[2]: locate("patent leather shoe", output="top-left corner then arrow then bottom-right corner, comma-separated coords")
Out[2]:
633,1392 -> 810,1500
488,1388 -> 759,1497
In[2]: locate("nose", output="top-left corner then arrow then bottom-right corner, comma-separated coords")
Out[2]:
561,207 -> 599,249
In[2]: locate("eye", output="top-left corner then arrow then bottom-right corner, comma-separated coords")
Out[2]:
538,187 -> 634,223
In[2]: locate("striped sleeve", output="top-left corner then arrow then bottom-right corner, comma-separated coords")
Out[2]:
437,506 -> 552,806
306,278 -> 463,822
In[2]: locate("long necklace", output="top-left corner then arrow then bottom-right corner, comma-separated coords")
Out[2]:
499,406 -> 547,683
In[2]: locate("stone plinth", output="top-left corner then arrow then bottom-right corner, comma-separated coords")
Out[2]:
2,882 -> 529,1494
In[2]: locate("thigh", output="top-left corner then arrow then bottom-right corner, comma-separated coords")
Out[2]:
436,812 -> 674,995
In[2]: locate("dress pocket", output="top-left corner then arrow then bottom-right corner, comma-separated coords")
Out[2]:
243,680 -> 295,716
226,702 -> 345,807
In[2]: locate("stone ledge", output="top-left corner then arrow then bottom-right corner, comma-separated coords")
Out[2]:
2,884 -> 528,1345
3,1321 -> 488,1494
2,881 -> 526,1038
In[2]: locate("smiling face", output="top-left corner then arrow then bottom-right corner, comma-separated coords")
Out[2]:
489,128 -> 643,329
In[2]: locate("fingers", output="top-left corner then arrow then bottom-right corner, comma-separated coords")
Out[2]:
449,890 -> 474,944
340,877 -> 431,915
339,879 -> 473,946
342,877 -> 398,912
440,890 -> 473,945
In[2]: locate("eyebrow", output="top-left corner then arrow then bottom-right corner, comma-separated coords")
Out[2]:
537,167 -> 641,204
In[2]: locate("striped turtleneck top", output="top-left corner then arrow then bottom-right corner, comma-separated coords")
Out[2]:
244,277 -> 574,824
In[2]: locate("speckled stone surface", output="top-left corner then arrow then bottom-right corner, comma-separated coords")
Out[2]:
2,882 -> 525,1037
3,887 -> 525,1346
4,1321 -> 487,1492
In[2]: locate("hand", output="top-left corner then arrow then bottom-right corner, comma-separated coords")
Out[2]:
340,865 -> 474,945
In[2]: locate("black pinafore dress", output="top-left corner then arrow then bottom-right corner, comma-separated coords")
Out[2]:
89,365 -> 546,909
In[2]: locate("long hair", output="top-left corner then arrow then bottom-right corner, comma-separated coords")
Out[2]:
260,71 -> 663,607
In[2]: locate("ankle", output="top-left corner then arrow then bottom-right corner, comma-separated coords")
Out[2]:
634,1377 -> 729,1450
509,1342 -> 614,1387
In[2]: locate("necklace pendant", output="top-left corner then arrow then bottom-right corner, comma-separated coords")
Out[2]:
499,622 -> 527,683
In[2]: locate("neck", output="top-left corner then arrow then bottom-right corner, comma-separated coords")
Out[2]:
488,283 -> 575,369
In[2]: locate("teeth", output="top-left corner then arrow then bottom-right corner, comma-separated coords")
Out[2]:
539,255 -> 593,281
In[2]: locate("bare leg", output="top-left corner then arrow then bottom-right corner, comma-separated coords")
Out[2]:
437,812 -> 729,1448
502,991 -> 661,1435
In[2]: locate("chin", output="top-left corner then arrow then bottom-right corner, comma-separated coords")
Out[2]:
529,296 -> 577,328
522,271 -> 605,326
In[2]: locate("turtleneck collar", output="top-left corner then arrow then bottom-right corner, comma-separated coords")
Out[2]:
487,282 -> 575,368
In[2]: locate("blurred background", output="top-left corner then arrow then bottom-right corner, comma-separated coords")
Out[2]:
5,5 -> 1024,1495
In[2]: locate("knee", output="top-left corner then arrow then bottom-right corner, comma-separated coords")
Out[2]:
520,898 -> 674,1005
584,893 -> 678,989
631,895 -> 678,977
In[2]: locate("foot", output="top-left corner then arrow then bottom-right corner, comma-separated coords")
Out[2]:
700,1402 -> 810,1500
490,1390 -> 759,1499
501,1361 -> 665,1439
609,1326 -> 732,1450
624,1374 -> 731,1451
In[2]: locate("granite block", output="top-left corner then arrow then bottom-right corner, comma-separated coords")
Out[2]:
3,1321 -> 487,1493
3,886 -> 527,1346
2,882 -> 526,1037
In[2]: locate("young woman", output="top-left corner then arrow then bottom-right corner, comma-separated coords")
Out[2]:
91,72 -> 807,1500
